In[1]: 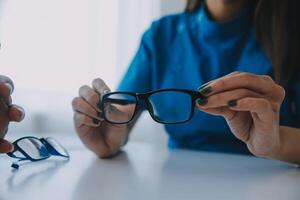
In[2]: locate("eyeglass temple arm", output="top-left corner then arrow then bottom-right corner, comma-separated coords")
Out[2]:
40,138 -> 70,159
10,158 -> 30,170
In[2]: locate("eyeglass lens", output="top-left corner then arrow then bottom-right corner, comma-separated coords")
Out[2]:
17,138 -> 49,160
45,137 -> 69,157
103,91 -> 193,124
147,91 -> 192,123
103,93 -> 137,123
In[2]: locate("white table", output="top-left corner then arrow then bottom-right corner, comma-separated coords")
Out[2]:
1,138 -> 300,200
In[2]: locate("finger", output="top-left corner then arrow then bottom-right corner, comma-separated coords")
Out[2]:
0,100 -> 9,135
197,72 -> 241,90
196,104 -> 236,120
227,97 -> 275,122
0,75 -> 14,93
198,81 -> 213,91
8,105 -> 25,122
0,99 -> 9,115
0,123 -> 9,139
72,97 -> 103,120
197,101 -> 251,143
198,88 -> 262,109
92,78 -> 110,95
79,85 -> 101,112
0,138 -> 14,153
0,83 -> 13,104
199,73 -> 280,98
73,112 -> 101,128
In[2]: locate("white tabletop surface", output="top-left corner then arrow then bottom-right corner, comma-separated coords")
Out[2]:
1,137 -> 300,200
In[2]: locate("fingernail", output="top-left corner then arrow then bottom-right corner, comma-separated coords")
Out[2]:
93,118 -> 100,125
14,105 -> 25,121
5,83 -> 13,95
199,86 -> 212,95
8,143 -> 14,152
102,90 -> 110,95
228,100 -> 237,107
197,98 -> 208,106
197,83 -> 209,91
18,107 -> 25,120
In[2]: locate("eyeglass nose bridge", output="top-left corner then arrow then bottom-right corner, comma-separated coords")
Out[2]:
135,93 -> 150,110
136,93 -> 159,121
136,93 -> 148,100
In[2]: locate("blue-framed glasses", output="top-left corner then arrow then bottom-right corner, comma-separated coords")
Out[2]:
7,136 -> 70,169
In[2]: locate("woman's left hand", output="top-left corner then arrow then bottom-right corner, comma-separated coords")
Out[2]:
196,72 -> 285,158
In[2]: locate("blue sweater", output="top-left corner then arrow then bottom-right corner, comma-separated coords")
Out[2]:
118,4 -> 300,154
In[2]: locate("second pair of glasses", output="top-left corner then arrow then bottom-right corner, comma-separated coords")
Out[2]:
7,136 -> 70,169
99,89 -> 205,125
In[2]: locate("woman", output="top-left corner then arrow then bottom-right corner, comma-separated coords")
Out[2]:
72,0 -> 300,164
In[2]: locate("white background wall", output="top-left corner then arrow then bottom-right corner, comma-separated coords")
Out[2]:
0,0 -> 121,134
161,0 -> 185,15
0,0 -> 184,144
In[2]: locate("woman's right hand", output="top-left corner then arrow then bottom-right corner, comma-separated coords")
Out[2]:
72,78 -> 129,158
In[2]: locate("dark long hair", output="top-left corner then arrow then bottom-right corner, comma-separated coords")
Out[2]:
186,0 -> 300,87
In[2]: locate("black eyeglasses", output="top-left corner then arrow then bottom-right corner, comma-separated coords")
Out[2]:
7,136 -> 70,169
99,89 -> 204,124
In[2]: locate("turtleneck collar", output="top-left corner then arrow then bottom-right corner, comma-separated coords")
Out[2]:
190,1 -> 255,40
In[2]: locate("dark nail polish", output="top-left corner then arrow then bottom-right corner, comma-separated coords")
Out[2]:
199,86 -> 212,95
93,118 -> 100,125
228,100 -> 237,107
197,98 -> 208,106
197,83 -> 209,91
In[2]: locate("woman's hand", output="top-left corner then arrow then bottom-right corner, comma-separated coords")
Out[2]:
0,75 -> 25,153
196,72 -> 285,158
72,78 -> 129,158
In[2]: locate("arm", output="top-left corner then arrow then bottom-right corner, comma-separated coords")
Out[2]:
273,126 -> 300,164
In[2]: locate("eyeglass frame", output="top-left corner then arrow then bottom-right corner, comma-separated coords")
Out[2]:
7,136 -> 70,169
99,88 -> 205,125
